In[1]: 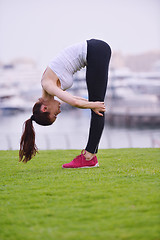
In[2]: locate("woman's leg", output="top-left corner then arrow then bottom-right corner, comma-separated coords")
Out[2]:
62,39 -> 111,168
85,39 -> 111,154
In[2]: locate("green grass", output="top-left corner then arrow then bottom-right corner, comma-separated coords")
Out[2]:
0,148 -> 160,240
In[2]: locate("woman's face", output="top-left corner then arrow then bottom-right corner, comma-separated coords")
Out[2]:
40,98 -> 61,123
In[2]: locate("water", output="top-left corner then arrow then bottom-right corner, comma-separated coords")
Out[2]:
0,110 -> 160,150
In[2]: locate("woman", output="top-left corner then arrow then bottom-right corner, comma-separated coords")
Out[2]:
19,39 -> 111,168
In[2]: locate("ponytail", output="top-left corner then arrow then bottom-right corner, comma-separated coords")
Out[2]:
19,118 -> 38,163
19,100 -> 53,163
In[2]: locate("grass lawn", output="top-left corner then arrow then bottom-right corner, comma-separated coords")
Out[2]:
0,148 -> 160,240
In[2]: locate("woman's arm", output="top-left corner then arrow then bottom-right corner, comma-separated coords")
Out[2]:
73,96 -> 88,102
73,96 -> 106,116
42,79 -> 106,116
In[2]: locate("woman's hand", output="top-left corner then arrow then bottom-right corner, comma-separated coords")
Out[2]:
91,102 -> 106,116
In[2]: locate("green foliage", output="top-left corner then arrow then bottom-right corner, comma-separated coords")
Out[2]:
0,148 -> 160,240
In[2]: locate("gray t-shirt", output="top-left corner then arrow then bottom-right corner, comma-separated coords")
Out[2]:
48,41 -> 87,90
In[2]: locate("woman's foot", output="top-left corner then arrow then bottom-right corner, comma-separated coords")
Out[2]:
62,150 -> 99,168
83,150 -> 96,161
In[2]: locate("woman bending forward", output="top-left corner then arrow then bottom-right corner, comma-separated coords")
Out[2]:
19,39 -> 111,168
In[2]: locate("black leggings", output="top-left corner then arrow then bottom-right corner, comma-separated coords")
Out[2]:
85,39 -> 111,154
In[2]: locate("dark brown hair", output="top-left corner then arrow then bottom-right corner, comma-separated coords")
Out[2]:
19,101 -> 52,163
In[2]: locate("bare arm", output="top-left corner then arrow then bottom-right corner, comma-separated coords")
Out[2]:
73,96 -> 106,116
42,79 -> 106,116
74,96 -> 88,102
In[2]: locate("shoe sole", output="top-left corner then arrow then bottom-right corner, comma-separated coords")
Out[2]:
62,163 -> 99,169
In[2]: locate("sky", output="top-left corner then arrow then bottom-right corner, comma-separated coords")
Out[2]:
0,0 -> 160,68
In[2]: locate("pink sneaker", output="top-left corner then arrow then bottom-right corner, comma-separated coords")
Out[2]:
62,150 -> 99,168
